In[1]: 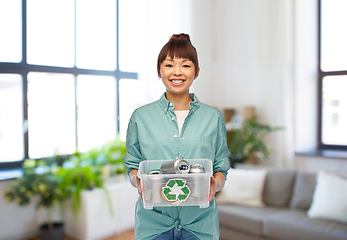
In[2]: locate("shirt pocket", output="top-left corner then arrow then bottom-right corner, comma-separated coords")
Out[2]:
197,135 -> 215,160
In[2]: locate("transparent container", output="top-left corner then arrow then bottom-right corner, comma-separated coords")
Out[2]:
138,159 -> 212,209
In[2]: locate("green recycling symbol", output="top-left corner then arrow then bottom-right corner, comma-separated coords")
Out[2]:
162,179 -> 191,202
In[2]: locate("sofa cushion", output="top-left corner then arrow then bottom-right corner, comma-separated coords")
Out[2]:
264,209 -> 347,240
307,171 -> 347,224
218,205 -> 284,236
262,169 -> 296,207
289,171 -> 316,210
220,226 -> 267,240
216,168 -> 267,207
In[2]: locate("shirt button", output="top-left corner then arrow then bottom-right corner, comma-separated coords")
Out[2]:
172,117 -> 175,121
174,135 -> 177,138
169,103 -> 172,106
182,136 -> 184,139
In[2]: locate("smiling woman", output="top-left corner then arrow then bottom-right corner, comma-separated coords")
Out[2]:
123,33 -> 230,240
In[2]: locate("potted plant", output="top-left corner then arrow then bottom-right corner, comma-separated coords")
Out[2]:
57,160 -> 105,219
57,151 -> 113,220
79,136 -> 127,183
4,159 -> 65,240
101,137 -> 127,180
227,116 -> 284,165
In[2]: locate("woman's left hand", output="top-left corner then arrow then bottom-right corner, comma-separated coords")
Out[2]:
209,176 -> 216,201
209,172 -> 226,202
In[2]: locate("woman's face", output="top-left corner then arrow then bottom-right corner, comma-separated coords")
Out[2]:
160,56 -> 198,96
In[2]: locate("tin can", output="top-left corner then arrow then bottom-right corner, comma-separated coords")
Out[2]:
160,159 -> 190,174
143,173 -> 163,204
189,164 -> 206,174
148,169 -> 161,175
145,169 -> 162,203
151,175 -> 163,204
189,164 -> 206,198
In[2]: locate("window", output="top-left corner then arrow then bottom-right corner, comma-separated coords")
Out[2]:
318,0 -> 347,149
0,0 -> 138,166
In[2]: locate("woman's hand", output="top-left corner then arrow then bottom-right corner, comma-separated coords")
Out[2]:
209,172 -> 225,202
209,176 -> 216,201
129,169 -> 143,200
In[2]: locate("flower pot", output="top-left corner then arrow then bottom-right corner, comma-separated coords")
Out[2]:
246,155 -> 257,165
39,222 -> 64,240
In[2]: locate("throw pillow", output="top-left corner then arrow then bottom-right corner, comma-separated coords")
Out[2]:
262,169 -> 296,207
216,168 -> 267,207
289,171 -> 317,210
307,171 -> 347,223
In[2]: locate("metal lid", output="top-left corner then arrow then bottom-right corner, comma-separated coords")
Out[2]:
148,170 -> 161,175
189,164 -> 205,173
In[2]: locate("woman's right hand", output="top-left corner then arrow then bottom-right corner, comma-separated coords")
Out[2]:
129,169 -> 143,200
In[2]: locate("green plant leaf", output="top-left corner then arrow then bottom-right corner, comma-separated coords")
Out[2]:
228,116 -> 284,163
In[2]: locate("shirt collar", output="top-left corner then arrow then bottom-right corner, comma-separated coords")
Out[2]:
159,92 -> 200,114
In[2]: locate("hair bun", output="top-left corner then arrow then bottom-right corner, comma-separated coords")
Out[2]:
169,33 -> 191,42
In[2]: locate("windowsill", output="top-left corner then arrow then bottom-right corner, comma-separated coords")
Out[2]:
296,149 -> 347,159
0,167 -> 23,181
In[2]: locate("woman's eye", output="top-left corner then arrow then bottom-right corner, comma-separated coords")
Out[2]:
165,64 -> 173,67
183,65 -> 191,68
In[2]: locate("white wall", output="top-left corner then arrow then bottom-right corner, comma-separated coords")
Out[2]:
294,0 -> 319,152
296,155 -> 347,173
191,0 -> 295,167
190,0 -> 263,109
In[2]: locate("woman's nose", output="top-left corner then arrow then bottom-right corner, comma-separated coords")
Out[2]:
173,66 -> 181,75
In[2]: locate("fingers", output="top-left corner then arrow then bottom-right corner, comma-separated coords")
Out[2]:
136,176 -> 142,195
129,170 -> 139,188
209,185 -> 215,201
209,176 -> 216,201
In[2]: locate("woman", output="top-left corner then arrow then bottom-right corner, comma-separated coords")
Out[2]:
124,33 -> 230,240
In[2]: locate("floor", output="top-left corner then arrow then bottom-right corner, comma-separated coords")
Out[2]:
27,229 -> 135,240
103,229 -> 134,240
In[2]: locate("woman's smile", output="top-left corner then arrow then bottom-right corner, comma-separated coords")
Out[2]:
170,78 -> 185,85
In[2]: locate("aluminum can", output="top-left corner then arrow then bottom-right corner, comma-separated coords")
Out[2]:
189,164 -> 206,174
148,169 -> 161,175
160,159 -> 190,174
189,164 -> 206,198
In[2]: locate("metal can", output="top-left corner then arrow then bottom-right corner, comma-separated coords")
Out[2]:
189,164 -> 206,174
148,169 -> 161,175
160,159 -> 190,174
189,164 -> 206,198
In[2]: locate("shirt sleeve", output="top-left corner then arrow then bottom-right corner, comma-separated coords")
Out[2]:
213,114 -> 230,178
123,116 -> 142,175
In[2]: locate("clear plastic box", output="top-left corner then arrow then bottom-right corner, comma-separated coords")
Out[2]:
138,159 -> 212,209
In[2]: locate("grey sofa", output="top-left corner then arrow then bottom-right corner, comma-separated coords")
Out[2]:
218,168 -> 347,240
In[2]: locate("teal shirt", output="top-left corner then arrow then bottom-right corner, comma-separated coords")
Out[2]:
124,93 -> 230,240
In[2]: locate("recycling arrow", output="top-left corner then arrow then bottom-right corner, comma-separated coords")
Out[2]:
162,178 -> 191,202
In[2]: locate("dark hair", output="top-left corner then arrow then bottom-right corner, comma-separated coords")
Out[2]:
157,33 -> 199,77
